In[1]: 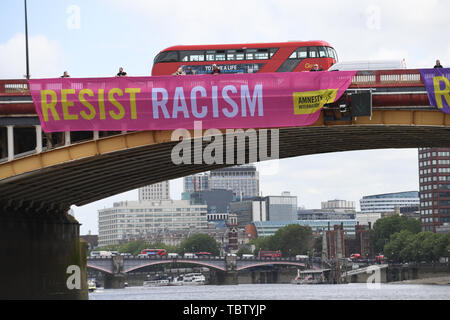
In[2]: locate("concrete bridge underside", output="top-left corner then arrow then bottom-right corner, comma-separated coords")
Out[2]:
1,109 -> 450,212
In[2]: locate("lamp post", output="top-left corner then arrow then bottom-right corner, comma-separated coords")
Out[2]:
24,0 -> 30,79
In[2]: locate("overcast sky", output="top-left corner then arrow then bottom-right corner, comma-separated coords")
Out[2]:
2,0 -> 447,234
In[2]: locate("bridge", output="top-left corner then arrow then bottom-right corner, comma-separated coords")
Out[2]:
87,255 -> 307,287
0,69 -> 448,299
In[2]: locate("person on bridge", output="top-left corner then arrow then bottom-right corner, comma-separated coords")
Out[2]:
434,60 -> 443,68
310,64 -> 322,72
60,71 -> 70,78
116,67 -> 127,76
211,64 -> 221,75
172,67 -> 186,75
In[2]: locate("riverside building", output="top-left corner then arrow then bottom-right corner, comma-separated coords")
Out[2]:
139,180 -> 170,201
418,148 -> 450,232
98,200 -> 207,246
359,191 -> 419,214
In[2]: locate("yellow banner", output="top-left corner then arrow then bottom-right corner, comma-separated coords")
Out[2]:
292,89 -> 338,115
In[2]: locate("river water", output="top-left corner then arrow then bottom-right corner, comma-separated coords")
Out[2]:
89,283 -> 450,300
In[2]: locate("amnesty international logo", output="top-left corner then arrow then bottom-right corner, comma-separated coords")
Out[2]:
293,89 -> 338,115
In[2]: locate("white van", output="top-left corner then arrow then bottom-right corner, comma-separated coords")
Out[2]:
183,253 -> 196,258
168,253 -> 179,258
328,59 -> 406,71
98,251 -> 112,257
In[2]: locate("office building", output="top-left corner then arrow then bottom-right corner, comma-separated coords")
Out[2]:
359,191 -> 419,213
321,199 -> 355,210
98,200 -> 207,246
183,173 -> 209,193
265,192 -> 297,221
230,197 -> 267,227
182,189 -> 234,225
418,148 -> 450,232
251,219 -> 358,237
297,209 -> 355,220
139,180 -> 170,201
208,165 -> 259,199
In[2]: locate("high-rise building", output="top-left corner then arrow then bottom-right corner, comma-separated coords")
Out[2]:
98,200 -> 207,246
139,181 -> 170,201
208,165 -> 259,199
321,199 -> 355,210
229,197 -> 267,227
359,191 -> 419,214
183,173 -> 209,193
265,192 -> 297,221
418,148 -> 450,232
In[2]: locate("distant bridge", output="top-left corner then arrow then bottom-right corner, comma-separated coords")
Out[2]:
87,255 -> 307,274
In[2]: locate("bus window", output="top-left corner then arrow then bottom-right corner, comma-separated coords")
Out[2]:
180,51 -> 205,62
227,50 -> 236,60
206,51 -> 215,61
246,49 -> 257,60
318,46 -> 327,58
153,51 -> 179,64
255,49 -> 269,60
327,47 -> 337,60
297,47 -> 307,59
269,48 -> 279,58
289,51 -> 297,59
215,51 -> 226,61
236,50 -> 245,60
308,47 -> 318,58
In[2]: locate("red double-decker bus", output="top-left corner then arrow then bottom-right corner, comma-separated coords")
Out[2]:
141,249 -> 167,256
151,41 -> 338,76
259,250 -> 282,258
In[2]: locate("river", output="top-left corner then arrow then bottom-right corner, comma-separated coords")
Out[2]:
89,283 -> 450,300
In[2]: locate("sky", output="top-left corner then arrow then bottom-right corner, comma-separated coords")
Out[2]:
1,0 -> 448,235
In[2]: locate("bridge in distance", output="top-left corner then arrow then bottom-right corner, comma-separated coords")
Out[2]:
1,68 -> 449,299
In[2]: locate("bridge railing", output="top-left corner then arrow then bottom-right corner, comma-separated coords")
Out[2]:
0,79 -> 29,96
350,69 -> 424,88
0,69 -> 426,97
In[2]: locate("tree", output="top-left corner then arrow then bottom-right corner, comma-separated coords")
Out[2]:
383,230 -> 414,262
179,234 -> 220,256
371,215 -> 421,254
271,224 -> 313,257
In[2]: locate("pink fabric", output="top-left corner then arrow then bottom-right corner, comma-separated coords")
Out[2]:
28,71 -> 356,132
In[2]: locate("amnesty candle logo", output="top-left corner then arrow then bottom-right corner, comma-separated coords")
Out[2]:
292,89 -> 338,115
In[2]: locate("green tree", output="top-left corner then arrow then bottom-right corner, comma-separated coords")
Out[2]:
371,215 -> 421,254
118,240 -> 149,256
271,224 -> 313,257
179,234 -> 220,256
383,230 -> 414,262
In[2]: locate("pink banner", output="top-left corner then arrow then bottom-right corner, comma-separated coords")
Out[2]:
28,71 -> 356,132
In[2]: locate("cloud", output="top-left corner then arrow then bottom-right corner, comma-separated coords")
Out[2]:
0,33 -> 64,79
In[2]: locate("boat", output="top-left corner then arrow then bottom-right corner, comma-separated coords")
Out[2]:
143,279 -> 170,287
291,269 -> 329,284
169,273 -> 206,286
88,279 -> 97,292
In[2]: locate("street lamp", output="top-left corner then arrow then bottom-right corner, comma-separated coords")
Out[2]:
24,0 -> 30,79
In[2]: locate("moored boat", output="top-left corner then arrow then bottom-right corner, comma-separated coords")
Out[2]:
88,279 -> 97,292
291,269 -> 329,284
169,273 -> 206,286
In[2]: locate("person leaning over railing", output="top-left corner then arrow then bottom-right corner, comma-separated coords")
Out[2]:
434,59 -> 443,68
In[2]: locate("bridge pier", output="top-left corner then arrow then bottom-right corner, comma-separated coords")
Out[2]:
0,209 -> 88,299
104,274 -> 125,289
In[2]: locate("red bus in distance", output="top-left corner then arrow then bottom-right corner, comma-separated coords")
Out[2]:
259,250 -> 282,258
195,252 -> 212,258
151,41 -> 338,76
141,249 -> 167,256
